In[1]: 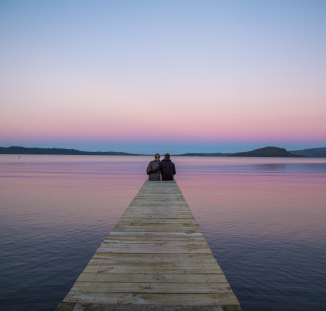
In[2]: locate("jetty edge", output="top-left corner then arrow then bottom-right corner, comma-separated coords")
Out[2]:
56,180 -> 241,311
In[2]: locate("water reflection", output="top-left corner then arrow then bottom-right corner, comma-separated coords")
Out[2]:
0,155 -> 325,311
253,163 -> 287,171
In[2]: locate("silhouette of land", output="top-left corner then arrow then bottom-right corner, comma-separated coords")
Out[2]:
0,146 -> 138,156
228,146 -> 304,157
1,146 -> 325,157
290,147 -> 326,158
175,147 -> 326,157
175,152 -> 230,156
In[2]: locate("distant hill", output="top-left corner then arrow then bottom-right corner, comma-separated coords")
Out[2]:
290,147 -> 326,158
228,146 -> 304,157
174,153 -> 230,157
0,146 -> 138,156
2,145 -> 324,157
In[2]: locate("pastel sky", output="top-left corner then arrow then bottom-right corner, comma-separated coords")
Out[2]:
1,0 -> 325,153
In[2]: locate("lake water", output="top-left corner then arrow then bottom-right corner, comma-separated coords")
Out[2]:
0,155 -> 325,311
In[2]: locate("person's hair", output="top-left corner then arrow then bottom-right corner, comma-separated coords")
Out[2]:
164,153 -> 170,159
154,153 -> 160,161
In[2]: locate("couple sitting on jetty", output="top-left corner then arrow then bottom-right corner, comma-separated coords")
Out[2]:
146,153 -> 176,181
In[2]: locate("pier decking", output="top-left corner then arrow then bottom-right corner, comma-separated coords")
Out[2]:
56,180 -> 241,311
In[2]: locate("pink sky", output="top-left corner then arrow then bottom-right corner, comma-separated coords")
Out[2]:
1,1 -> 325,153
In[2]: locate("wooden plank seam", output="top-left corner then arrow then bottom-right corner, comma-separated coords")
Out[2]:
56,180 -> 241,311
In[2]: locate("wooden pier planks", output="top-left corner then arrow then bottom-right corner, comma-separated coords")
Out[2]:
56,180 -> 241,311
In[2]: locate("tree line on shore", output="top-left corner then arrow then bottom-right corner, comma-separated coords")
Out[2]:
1,146 -> 325,157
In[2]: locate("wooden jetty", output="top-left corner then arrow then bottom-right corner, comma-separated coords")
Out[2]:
56,180 -> 241,311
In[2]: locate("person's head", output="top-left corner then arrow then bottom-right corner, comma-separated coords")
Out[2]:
164,153 -> 170,160
154,153 -> 160,161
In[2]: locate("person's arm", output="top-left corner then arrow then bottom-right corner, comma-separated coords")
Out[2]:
173,164 -> 176,175
149,163 -> 161,174
146,162 -> 151,175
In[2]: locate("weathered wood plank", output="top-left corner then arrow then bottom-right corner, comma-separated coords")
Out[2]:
123,211 -> 191,213
102,240 -> 207,244
56,180 -> 241,310
76,273 -> 227,283
63,292 -> 239,305
120,214 -> 195,219
86,259 -> 219,267
108,232 -> 206,241
88,258 -> 219,266
111,227 -> 202,233
104,236 -> 206,242
92,253 -> 215,259
70,282 -> 232,294
56,303 -> 239,311
121,212 -> 192,215
91,253 -> 218,263
116,219 -> 199,224
114,223 -> 201,228
97,244 -> 211,254
83,265 -> 221,273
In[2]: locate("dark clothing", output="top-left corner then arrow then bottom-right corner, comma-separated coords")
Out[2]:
146,160 -> 161,181
149,159 -> 176,180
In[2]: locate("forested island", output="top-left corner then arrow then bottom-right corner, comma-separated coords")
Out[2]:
228,147 -> 303,157
178,147 -> 326,157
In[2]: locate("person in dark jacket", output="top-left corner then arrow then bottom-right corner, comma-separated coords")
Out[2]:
146,153 -> 161,181
149,153 -> 176,180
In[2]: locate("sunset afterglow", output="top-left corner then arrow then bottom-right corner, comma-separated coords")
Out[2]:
1,1 -> 325,153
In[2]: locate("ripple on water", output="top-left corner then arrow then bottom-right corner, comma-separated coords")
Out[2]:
0,155 -> 326,311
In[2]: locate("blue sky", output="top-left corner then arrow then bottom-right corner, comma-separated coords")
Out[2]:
1,0 -> 325,153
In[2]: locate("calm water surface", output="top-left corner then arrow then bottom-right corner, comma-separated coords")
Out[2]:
0,155 -> 325,310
